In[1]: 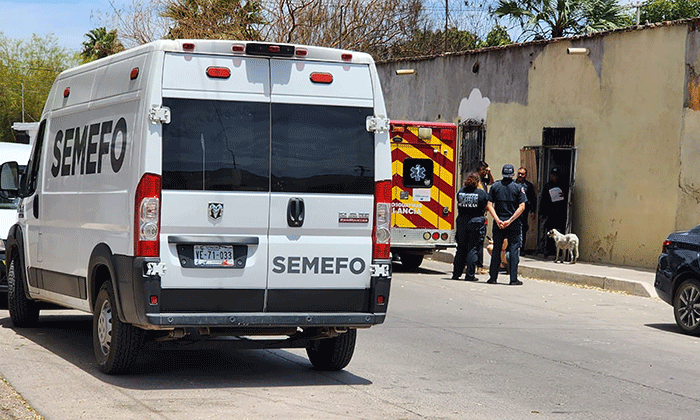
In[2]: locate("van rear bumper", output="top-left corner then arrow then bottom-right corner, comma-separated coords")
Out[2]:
145,313 -> 386,327
114,254 -> 391,329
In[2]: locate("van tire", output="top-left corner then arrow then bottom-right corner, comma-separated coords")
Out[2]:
7,254 -> 39,327
93,282 -> 143,374
306,328 -> 356,371
400,253 -> 423,271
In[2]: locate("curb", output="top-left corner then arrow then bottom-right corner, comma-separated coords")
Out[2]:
428,250 -> 654,298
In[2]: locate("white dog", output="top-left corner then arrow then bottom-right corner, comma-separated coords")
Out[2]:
547,229 -> 579,264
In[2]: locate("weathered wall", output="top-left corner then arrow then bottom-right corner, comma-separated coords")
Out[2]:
377,23 -> 691,269
679,25 -> 700,235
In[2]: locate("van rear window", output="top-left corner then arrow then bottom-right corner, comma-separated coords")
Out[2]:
271,103 -> 374,194
162,98 -> 374,194
162,98 -> 270,192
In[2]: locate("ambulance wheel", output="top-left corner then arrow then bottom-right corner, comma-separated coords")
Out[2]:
7,254 -> 39,327
400,253 -> 423,271
93,281 -> 143,374
306,328 -> 356,371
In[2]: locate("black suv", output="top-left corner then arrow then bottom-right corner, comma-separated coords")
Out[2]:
655,225 -> 700,334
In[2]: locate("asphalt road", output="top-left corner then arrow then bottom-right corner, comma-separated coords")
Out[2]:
0,259 -> 698,419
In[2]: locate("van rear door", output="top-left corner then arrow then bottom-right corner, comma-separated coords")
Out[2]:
160,54 -> 271,312
266,59 -> 376,313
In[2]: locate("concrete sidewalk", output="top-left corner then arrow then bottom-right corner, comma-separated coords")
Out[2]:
429,248 -> 657,298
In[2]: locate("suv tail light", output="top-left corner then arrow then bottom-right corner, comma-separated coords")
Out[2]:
662,239 -> 672,254
373,180 -> 391,260
135,173 -> 161,257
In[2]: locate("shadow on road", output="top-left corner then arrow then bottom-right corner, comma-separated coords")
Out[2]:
391,262 -> 444,275
0,311 -> 372,390
645,323 -> 684,334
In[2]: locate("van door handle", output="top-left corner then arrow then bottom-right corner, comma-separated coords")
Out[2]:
287,198 -> 305,228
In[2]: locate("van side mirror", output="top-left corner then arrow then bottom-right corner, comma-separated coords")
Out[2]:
0,161 -> 20,195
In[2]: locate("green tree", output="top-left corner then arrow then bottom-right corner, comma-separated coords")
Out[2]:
493,0 -> 631,40
80,27 -> 125,63
0,33 -> 76,143
162,0 -> 265,40
640,0 -> 700,23
481,24 -> 512,47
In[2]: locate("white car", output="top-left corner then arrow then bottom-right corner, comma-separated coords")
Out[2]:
0,142 -> 31,287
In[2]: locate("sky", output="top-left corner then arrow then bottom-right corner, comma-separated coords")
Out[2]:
0,0 -> 129,52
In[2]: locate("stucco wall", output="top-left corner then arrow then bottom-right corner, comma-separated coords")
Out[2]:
377,23 -> 691,269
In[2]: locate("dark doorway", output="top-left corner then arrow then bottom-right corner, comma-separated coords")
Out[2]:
520,127 -> 577,254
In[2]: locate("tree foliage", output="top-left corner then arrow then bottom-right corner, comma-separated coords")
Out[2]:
388,27 -> 481,59
99,0 -> 517,59
640,0 -> 700,23
80,27 -> 125,63
482,24 -> 512,47
0,33 -> 76,143
493,0 -> 631,40
162,0 -> 264,40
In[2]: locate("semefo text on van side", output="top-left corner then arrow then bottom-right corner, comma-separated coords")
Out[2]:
272,256 -> 366,275
50,118 -> 127,177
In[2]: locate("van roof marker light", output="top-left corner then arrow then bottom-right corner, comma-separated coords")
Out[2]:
232,44 -> 245,53
341,53 -> 353,61
310,72 -> 333,84
206,66 -> 231,79
63,87 -> 70,98
130,68 -> 139,80
182,42 -> 195,51
295,48 -> 308,57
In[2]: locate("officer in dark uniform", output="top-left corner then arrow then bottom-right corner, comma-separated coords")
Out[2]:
486,164 -> 527,285
515,166 -> 537,253
452,172 -> 489,281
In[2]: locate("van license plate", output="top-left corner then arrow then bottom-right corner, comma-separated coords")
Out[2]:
194,245 -> 235,267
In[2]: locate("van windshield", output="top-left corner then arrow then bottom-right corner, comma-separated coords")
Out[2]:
161,98 -> 375,194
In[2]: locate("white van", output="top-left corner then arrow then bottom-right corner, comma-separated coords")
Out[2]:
0,143 -> 32,286
0,40 -> 392,374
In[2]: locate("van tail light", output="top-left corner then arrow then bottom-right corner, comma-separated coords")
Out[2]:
373,180 -> 391,260
135,173 -> 161,257
662,239 -> 672,254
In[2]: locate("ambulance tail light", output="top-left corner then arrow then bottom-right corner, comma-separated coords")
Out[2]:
373,180 -> 391,260
135,173 -> 161,257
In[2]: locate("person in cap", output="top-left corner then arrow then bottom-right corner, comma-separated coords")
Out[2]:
452,172 -> 489,281
485,164 -> 527,285
515,166 -> 537,253
539,167 -> 568,257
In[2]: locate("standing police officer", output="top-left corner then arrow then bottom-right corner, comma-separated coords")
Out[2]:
452,172 -> 489,281
486,164 -> 527,285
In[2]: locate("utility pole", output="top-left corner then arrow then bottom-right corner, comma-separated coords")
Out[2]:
21,83 -> 25,123
339,5 -> 344,49
445,0 -> 449,52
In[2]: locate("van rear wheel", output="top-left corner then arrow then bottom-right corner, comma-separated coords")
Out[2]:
7,254 -> 39,327
306,329 -> 356,371
93,282 -> 143,374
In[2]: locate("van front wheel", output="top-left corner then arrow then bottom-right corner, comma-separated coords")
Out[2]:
7,254 -> 39,327
306,328 -> 356,371
93,282 -> 143,374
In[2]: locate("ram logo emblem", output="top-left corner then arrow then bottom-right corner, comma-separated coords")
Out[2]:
208,203 -> 223,220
